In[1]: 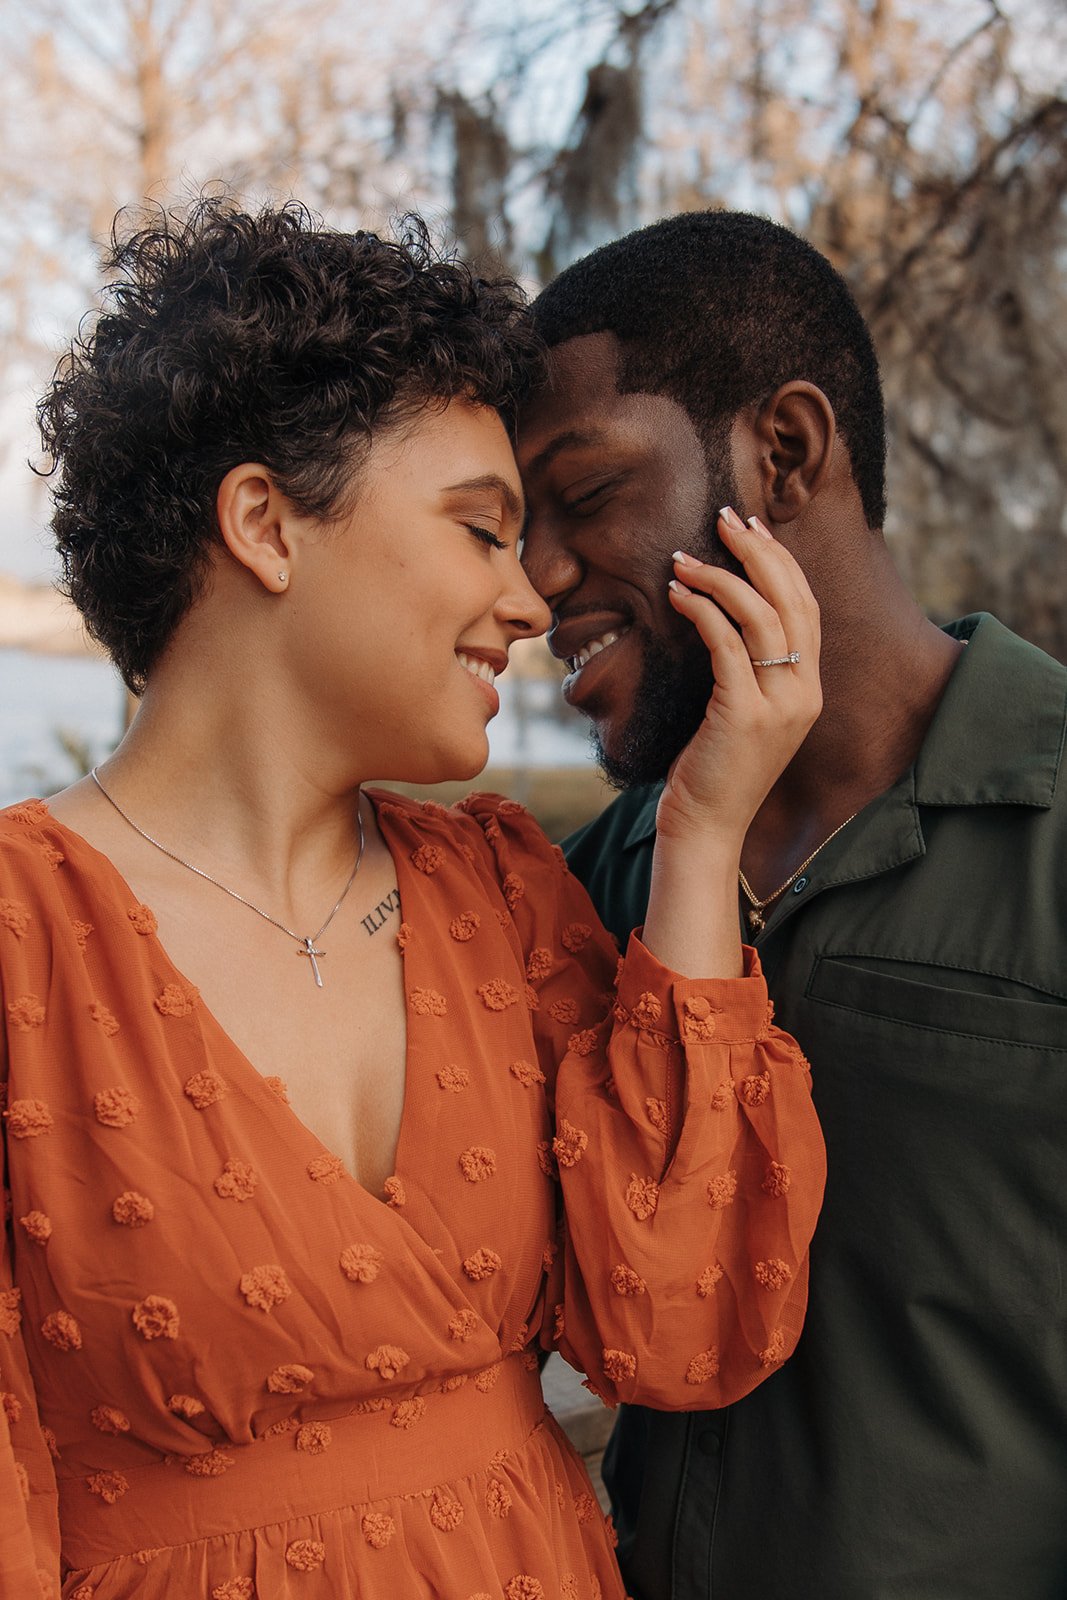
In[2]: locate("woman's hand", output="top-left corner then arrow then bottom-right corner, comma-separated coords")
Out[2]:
638,508 -> 819,977
655,507 -> 822,848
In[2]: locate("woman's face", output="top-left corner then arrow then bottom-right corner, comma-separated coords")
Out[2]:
286,397 -> 550,784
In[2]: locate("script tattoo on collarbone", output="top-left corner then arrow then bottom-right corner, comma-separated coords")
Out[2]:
361,887 -> 401,937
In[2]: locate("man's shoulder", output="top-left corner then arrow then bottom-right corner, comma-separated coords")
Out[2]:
942,612 -> 1065,701
921,614 -> 1066,815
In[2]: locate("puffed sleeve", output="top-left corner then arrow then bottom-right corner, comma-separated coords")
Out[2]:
1,985 -> 62,1596
0,1159 -> 62,1596
458,793 -> 826,1411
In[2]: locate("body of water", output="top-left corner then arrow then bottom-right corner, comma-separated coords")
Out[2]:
2,650 -> 126,804
1,648 -> 590,806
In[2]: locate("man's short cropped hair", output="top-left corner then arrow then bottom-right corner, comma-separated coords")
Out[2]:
532,210 -> 887,529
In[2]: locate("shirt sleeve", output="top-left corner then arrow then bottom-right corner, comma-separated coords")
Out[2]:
458,793 -> 827,1411
1,923 -> 62,1598
1,1136 -> 62,1597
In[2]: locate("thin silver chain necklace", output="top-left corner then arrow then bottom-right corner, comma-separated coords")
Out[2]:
89,767 -> 365,988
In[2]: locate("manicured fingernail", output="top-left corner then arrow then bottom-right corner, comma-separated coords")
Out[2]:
672,550 -> 697,567
747,515 -> 773,539
668,578 -> 691,596
718,506 -> 746,533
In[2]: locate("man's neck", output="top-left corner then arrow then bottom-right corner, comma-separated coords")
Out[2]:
739,567 -> 964,899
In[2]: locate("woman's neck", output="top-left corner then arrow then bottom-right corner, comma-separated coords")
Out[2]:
72,650 -> 372,909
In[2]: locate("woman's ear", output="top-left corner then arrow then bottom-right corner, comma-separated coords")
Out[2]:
752,382 -> 836,523
215,464 -> 295,594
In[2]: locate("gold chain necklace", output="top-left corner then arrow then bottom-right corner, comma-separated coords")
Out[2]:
89,768 -> 365,988
738,812 -> 857,933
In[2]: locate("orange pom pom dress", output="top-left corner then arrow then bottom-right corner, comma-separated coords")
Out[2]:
0,792 -> 825,1598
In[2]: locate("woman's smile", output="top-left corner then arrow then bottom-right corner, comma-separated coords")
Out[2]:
282,397 -> 548,786
455,646 -> 507,715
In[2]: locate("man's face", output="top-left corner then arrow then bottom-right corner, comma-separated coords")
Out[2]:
518,331 -> 741,789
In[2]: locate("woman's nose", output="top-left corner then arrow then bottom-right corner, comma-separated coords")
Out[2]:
498,554 -> 552,638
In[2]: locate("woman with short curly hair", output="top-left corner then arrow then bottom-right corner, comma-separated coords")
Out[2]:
1,198 -> 825,1598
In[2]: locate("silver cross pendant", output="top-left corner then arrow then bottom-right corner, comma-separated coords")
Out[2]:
299,937 -> 326,987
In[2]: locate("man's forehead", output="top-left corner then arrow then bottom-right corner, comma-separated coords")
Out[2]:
519,426 -> 613,480
518,331 -> 624,454
518,329 -> 706,489
542,330 -> 622,395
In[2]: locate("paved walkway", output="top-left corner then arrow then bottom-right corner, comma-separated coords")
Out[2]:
541,1353 -> 613,1511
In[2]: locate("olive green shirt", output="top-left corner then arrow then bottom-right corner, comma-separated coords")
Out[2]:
565,615 -> 1067,1599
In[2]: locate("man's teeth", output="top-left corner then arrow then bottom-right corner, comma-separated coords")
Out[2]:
457,652 -> 496,686
568,632 -> 620,673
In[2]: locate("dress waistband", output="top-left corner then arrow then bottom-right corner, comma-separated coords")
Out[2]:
58,1356 -> 547,1569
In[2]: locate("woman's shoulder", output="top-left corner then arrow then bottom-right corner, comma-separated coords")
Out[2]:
370,787 -> 565,876
453,792 -> 567,873
0,802 -> 82,974
1,798 -> 54,834
0,799 -> 68,881
0,798 -> 118,926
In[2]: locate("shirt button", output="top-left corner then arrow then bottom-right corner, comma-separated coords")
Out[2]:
696,1427 -> 723,1457
792,876 -> 809,894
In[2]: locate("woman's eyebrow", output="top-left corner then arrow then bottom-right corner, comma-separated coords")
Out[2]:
442,474 -> 523,521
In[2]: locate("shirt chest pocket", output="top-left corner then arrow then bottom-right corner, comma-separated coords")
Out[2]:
805,954 -> 1067,1054
800,954 -> 1067,1318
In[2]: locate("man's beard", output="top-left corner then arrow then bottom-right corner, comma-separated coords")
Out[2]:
592,621 -> 714,790
593,465 -> 743,791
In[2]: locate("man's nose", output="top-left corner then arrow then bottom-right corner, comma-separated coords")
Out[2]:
520,518 -> 583,611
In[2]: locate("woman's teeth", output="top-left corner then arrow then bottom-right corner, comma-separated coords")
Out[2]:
457,652 -> 497,686
568,631 -> 620,673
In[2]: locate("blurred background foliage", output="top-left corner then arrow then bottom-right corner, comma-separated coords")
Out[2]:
1,0 -> 1064,661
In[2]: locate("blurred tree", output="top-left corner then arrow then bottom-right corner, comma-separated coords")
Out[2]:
0,0 -> 442,370
452,0 -> 1067,658
0,0 -> 445,716
0,0 -> 1064,660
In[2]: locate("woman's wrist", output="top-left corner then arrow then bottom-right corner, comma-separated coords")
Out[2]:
654,784 -> 750,845
643,845 -> 745,979
652,808 -> 746,866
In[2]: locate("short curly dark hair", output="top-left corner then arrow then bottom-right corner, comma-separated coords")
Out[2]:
533,210 -> 887,530
37,197 -> 542,691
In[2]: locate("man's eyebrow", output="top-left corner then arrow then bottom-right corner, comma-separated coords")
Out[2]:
442,474 -> 523,521
524,429 -> 606,478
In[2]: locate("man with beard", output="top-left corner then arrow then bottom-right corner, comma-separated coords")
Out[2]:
516,211 -> 1067,1600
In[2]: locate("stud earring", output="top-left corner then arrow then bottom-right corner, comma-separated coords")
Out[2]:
278,571 -> 288,584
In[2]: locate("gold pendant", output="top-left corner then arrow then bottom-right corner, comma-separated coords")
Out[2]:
747,907 -> 765,933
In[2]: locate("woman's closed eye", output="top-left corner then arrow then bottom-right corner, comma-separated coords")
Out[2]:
466,523 -> 508,550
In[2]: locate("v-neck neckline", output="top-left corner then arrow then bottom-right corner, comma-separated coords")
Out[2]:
35,790 -> 422,1204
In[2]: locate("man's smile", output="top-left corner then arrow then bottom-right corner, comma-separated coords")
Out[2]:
549,610 -> 632,668
565,628 -> 624,674
547,610 -> 635,700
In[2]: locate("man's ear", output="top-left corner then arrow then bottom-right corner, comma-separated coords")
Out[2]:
752,382 -> 836,523
215,463 -> 296,594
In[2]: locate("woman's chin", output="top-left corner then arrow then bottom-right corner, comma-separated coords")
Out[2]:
439,749 -> 490,785
372,736 -> 490,789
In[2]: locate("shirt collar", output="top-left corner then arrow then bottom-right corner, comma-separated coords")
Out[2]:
620,612 -> 1065,852
623,786 -> 661,849
913,613 -> 1065,809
